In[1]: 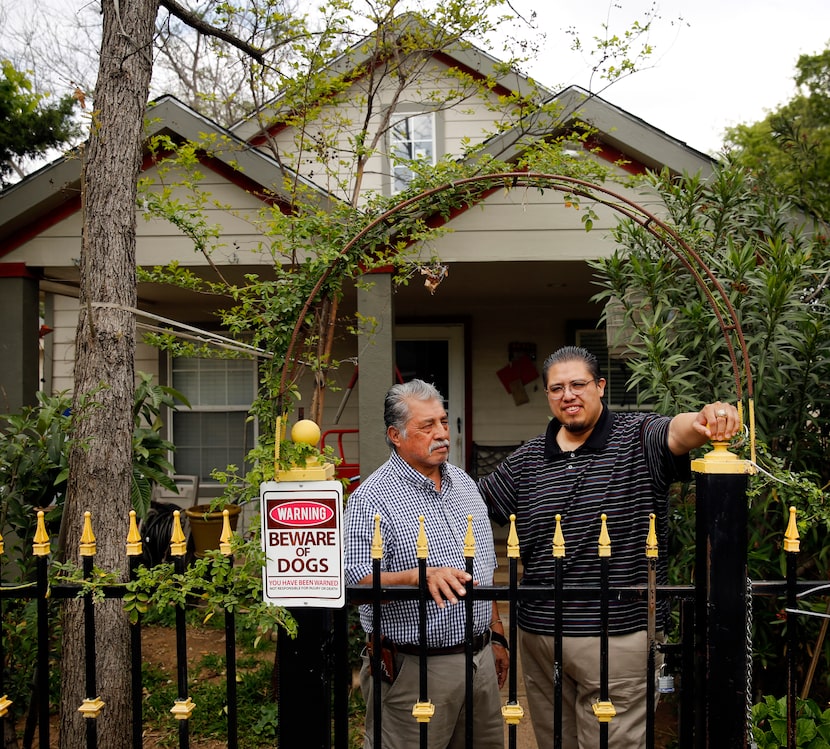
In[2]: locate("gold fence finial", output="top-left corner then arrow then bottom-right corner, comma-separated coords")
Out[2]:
371,514 -> 383,560
80,511 -> 96,557
646,513 -> 658,559
416,516 -> 428,560
463,515 -> 475,558
690,403 -> 756,477
33,510 -> 50,556
507,514 -> 520,559
219,509 -> 233,556
126,510 -> 143,557
0,529 -> 4,556
784,506 -> 800,553
170,510 -> 187,557
553,514 -> 565,559
598,514 -> 611,558
277,418 -> 335,481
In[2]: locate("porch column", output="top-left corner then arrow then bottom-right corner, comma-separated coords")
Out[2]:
692,443 -> 753,749
0,263 -> 40,413
357,268 -> 395,476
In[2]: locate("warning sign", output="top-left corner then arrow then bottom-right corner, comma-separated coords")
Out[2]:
260,480 -> 344,607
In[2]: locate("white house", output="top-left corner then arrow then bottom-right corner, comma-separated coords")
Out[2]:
0,18 -> 716,502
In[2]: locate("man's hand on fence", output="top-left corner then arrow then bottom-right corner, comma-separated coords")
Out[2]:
424,566 -> 474,608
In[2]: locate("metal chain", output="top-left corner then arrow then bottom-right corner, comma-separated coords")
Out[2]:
746,577 -> 758,749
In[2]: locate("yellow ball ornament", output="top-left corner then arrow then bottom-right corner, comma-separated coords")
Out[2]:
291,419 -> 321,446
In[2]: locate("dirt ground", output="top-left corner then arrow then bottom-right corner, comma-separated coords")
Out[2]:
35,626 -> 232,749
139,625 -> 234,749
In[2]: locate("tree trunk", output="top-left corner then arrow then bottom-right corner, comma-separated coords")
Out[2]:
59,2 -> 159,749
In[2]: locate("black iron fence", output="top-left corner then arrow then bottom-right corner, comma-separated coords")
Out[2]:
0,501 -> 823,749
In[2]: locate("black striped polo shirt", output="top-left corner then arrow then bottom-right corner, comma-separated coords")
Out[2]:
480,406 -> 690,636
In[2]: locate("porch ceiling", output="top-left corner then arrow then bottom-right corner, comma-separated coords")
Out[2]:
39,259 -> 601,325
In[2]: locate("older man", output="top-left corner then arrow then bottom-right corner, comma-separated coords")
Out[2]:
344,379 -> 508,749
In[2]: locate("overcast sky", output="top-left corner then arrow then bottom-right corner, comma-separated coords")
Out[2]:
3,0 -> 828,159
507,0 -> 830,155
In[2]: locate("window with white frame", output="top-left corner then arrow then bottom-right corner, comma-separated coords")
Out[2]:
170,357 -> 257,484
390,112 -> 436,193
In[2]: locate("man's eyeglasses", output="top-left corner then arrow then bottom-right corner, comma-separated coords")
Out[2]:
546,379 -> 597,400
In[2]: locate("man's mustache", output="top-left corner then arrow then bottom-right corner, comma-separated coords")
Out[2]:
429,439 -> 450,454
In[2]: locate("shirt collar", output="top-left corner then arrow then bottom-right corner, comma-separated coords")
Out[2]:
544,403 -> 614,459
389,450 -> 449,488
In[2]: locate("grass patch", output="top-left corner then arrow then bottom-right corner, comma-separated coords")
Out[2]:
141,623 -> 277,748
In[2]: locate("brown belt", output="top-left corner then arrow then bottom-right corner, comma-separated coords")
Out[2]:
390,630 -> 491,657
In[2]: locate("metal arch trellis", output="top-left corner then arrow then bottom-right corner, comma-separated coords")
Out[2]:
278,171 -> 756,460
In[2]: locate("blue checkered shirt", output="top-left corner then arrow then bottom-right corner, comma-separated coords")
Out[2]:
344,451 -> 497,647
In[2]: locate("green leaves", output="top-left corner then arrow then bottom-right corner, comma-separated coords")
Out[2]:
0,60 -> 80,184
593,163 -> 830,474
593,160 -> 830,699
752,695 -> 830,749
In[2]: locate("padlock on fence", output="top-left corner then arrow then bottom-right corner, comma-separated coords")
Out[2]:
657,664 -> 675,694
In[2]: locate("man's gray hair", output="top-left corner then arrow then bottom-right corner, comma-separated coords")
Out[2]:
384,379 -> 444,449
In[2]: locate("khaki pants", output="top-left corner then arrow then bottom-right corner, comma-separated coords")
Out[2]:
520,629 -> 663,749
360,644 -> 504,749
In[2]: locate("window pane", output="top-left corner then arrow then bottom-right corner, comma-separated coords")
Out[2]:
410,114 -> 433,140
172,411 -> 254,483
172,357 -> 255,406
393,165 -> 414,192
171,357 -> 256,482
390,112 -> 435,192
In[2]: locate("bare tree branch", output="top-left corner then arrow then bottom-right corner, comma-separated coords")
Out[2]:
159,0 -> 265,64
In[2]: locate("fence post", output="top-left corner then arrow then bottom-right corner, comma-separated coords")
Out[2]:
264,419 -> 343,749
126,511 -> 144,749
692,441 -> 754,749
33,510 -> 51,749
78,512 -> 105,749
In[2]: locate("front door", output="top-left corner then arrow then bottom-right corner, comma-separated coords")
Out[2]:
395,323 -> 466,469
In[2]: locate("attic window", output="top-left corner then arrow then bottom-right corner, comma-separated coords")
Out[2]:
390,112 -> 435,192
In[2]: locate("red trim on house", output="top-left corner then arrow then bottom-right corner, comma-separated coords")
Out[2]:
362,265 -> 396,274
1,150 -> 292,260
248,48 -> 517,148
584,137 -> 648,175
431,51 -> 515,99
197,155 -> 294,214
0,262 -> 40,280
0,196 -> 82,259
139,148 -> 293,213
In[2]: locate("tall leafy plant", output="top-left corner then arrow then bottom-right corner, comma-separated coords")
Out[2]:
0,391 -> 73,578
592,162 -> 830,481
0,373 -> 186,572
591,161 -> 830,698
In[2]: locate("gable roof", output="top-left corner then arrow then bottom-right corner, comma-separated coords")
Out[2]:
230,12 -> 552,144
227,12 -> 713,188
0,96 -> 333,256
478,85 -> 716,176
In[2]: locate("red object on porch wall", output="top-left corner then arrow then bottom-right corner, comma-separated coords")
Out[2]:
496,354 -> 539,393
